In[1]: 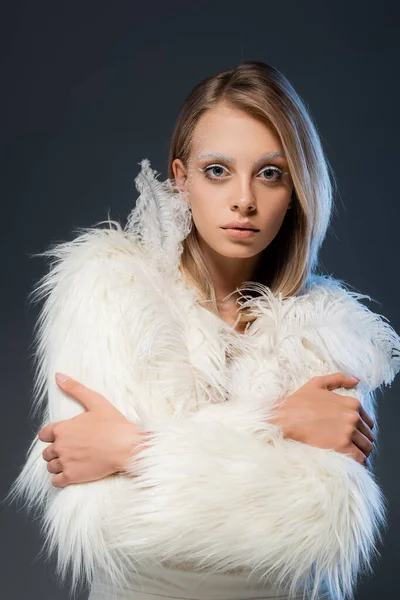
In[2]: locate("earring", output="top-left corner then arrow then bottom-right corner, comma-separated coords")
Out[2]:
178,188 -> 192,213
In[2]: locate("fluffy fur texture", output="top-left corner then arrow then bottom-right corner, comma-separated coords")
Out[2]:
7,160 -> 400,600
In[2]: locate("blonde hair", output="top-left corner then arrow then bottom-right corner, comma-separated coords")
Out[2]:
167,61 -> 336,324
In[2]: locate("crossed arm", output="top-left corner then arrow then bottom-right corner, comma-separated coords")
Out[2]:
38,370 -> 374,489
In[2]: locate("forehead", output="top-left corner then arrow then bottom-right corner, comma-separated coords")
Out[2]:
190,104 -> 282,154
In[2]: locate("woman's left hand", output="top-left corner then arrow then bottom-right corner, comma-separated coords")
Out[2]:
38,373 -> 144,488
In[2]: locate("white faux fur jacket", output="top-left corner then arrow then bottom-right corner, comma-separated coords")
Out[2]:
9,160 -> 400,600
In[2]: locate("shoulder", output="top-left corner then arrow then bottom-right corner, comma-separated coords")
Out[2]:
302,273 -> 400,389
303,272 -> 384,312
30,220 -> 147,307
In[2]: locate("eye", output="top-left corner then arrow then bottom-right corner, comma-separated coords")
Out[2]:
201,163 -> 286,184
259,165 -> 285,184
202,164 -> 229,180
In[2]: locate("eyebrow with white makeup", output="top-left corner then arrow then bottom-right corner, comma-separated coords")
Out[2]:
195,151 -> 287,164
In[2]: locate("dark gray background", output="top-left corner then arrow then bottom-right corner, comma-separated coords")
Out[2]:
1,0 -> 399,598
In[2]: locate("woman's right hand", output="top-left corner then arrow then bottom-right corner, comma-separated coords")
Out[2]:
269,373 -> 375,467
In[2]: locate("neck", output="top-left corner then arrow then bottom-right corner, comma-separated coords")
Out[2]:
197,235 -> 261,311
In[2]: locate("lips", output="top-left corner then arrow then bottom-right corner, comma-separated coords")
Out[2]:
221,225 -> 259,231
222,228 -> 259,232
221,227 -> 258,238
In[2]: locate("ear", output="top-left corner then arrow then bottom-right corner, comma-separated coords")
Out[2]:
171,158 -> 188,193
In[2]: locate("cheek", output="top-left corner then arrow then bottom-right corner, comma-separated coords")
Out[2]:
188,190 -> 225,248
190,199 -> 218,233
187,179 -> 223,225
267,200 -> 291,229
262,187 -> 291,219
256,192 -> 292,247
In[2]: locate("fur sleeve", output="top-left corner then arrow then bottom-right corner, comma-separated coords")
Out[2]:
7,229 -> 399,600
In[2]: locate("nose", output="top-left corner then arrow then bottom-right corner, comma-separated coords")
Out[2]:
229,179 -> 256,212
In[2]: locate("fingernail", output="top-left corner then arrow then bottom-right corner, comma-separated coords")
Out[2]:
56,372 -> 70,383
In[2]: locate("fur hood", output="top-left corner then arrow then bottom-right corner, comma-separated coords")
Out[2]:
8,159 -> 400,600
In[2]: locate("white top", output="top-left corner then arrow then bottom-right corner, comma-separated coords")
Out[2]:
88,562 -> 330,599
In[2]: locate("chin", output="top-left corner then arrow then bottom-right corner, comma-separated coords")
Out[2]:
196,230 -> 263,259
214,245 -> 262,259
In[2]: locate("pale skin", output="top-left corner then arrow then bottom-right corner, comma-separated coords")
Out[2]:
38,101 -> 375,487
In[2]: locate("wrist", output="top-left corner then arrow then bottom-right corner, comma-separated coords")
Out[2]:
269,401 -> 291,439
113,421 -> 143,474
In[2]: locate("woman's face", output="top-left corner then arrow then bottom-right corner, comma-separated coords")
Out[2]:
172,102 -> 293,261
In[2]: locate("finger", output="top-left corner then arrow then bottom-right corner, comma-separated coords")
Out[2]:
359,405 -> 375,430
314,372 -> 359,390
51,472 -> 68,489
38,423 -> 56,443
356,417 -> 374,443
349,442 -> 368,467
47,458 -> 62,474
42,444 -> 59,462
55,373 -> 109,412
352,429 -> 373,458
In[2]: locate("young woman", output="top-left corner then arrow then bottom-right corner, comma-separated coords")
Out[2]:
8,61 -> 400,600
